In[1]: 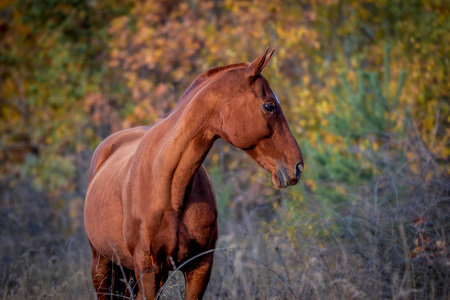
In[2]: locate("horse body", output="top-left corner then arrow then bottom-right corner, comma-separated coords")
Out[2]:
85,49 -> 303,299
85,115 -> 218,299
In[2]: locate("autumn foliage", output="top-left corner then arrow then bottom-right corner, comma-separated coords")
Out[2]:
0,0 -> 449,299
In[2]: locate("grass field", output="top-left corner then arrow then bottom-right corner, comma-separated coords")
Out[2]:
1,156 -> 448,299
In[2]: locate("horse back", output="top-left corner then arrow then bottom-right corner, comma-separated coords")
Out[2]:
87,126 -> 150,184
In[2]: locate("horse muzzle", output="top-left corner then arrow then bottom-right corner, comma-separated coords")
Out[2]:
272,162 -> 303,188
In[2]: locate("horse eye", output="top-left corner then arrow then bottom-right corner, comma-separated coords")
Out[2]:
263,103 -> 275,113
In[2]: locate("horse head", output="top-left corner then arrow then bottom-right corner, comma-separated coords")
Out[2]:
216,48 -> 304,188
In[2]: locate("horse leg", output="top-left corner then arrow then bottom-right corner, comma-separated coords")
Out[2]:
183,253 -> 214,300
134,251 -> 158,300
91,250 -> 111,300
124,267 -> 138,299
157,270 -> 169,290
110,263 -> 137,299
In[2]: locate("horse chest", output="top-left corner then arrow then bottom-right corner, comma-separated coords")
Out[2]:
173,195 -> 216,258
176,211 -> 218,263
145,200 -> 217,266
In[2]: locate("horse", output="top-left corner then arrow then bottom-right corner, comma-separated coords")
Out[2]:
84,48 -> 304,300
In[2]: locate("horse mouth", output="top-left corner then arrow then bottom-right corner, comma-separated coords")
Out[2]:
272,168 -> 299,188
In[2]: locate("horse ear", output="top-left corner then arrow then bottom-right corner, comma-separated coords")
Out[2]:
246,47 -> 275,78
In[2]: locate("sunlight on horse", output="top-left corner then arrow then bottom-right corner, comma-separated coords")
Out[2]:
84,48 -> 303,300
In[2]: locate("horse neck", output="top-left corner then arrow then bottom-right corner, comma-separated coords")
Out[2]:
138,89 -> 218,212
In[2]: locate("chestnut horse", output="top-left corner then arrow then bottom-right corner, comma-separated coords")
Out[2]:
84,48 -> 303,300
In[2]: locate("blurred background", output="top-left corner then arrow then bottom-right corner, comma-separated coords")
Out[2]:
0,0 -> 449,299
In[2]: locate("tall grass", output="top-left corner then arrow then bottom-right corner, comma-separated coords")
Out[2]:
1,130 -> 448,300
1,193 -> 448,299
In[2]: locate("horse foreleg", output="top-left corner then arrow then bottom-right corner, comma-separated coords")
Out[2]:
158,270 -> 169,290
133,250 -> 159,300
184,253 -> 214,300
91,251 -> 111,300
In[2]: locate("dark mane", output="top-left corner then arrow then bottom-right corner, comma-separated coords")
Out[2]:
178,63 -> 248,103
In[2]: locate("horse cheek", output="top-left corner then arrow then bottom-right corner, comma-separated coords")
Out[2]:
220,104 -> 264,149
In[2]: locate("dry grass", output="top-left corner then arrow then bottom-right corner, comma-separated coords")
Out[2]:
1,134 -> 449,300
1,203 -> 449,300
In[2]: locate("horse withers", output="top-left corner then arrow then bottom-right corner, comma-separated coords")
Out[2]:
84,48 -> 303,300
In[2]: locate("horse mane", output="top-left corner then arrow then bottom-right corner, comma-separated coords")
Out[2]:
159,62 -> 248,119
179,62 -> 248,103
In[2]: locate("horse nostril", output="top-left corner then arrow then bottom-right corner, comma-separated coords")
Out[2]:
296,163 -> 304,181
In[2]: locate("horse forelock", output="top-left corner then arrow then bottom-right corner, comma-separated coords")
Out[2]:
178,63 -> 248,103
